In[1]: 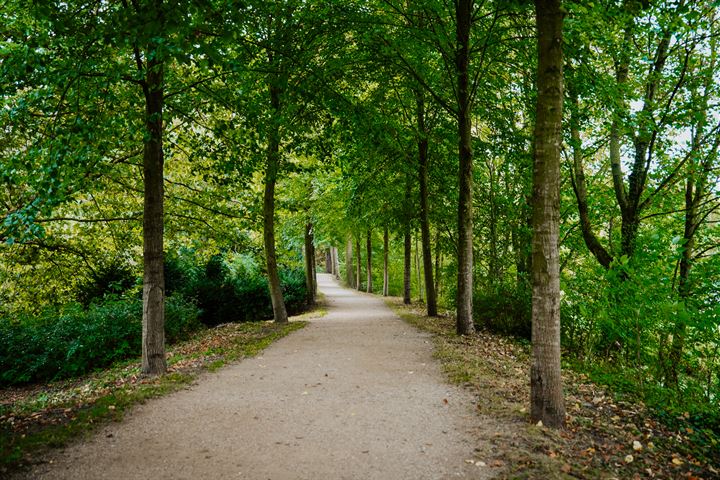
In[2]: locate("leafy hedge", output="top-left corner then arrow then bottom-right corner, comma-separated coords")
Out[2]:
166,253 -> 308,326
474,282 -> 532,339
0,295 -> 200,386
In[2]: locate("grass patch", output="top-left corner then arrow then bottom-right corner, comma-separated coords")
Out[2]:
0,313 -> 315,475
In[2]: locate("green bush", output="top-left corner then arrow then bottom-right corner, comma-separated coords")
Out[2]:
0,294 -> 201,386
76,259 -> 137,306
169,253 -> 308,326
474,282 -> 532,339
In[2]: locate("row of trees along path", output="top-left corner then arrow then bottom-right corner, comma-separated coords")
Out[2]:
6,0 -> 720,475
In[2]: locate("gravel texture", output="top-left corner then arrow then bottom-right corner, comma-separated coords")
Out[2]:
21,274 -> 489,479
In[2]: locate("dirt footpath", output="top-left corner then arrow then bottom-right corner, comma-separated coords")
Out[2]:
22,274 -> 490,480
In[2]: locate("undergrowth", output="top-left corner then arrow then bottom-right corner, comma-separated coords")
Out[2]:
387,297 -> 719,480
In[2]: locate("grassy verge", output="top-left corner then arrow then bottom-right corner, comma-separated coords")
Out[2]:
0,309 -> 318,474
386,298 -> 718,480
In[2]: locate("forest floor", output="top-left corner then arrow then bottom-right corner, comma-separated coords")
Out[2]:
389,300 -> 720,479
3,274 -> 717,479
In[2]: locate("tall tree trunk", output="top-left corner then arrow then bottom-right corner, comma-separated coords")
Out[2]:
366,229 -> 373,293
416,89 -> 438,316
263,82 -> 288,324
304,222 -> 315,305
455,0 -> 475,335
530,0 -> 565,428
403,228 -> 411,304
140,3 -> 166,376
667,33 -> 717,386
355,238 -> 361,291
311,242 -> 317,295
434,232 -> 441,299
666,179 -> 697,386
383,226 -> 389,296
330,247 -> 336,277
415,233 -> 424,302
346,237 -> 354,287
326,250 -> 332,274
332,247 -> 339,278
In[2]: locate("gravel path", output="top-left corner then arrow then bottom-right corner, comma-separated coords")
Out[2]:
23,274 -> 489,479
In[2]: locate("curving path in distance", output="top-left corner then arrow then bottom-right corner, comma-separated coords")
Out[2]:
22,273 -> 488,480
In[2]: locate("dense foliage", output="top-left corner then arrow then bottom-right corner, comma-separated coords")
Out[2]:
0,294 -> 200,385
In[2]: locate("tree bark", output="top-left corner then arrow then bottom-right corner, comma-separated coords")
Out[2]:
263,82 -> 288,324
530,0 -> 565,429
140,1 -> 166,376
332,246 -> 340,279
355,237 -> 361,291
366,229 -> 373,293
455,0 -> 475,335
346,237 -> 354,287
416,89 -> 438,316
304,222 -> 315,305
311,242 -> 317,296
415,233 -> 423,302
487,159 -> 499,285
383,226 -> 389,296
403,228 -> 411,304
434,232 -> 441,299
326,249 -> 332,274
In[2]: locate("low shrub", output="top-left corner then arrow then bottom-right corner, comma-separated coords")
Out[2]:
172,254 -> 308,326
0,294 -> 201,386
474,283 -> 532,339
76,259 -> 137,306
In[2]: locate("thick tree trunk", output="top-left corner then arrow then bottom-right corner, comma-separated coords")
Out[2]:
455,0 -> 474,335
530,0 -> 565,428
403,228 -> 411,304
416,90 -> 438,316
326,250 -> 332,274
355,238 -> 361,291
141,50 -> 166,376
366,229 -> 373,293
346,237 -> 354,287
383,226 -> 389,296
304,222 -> 315,305
264,83 -> 288,324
